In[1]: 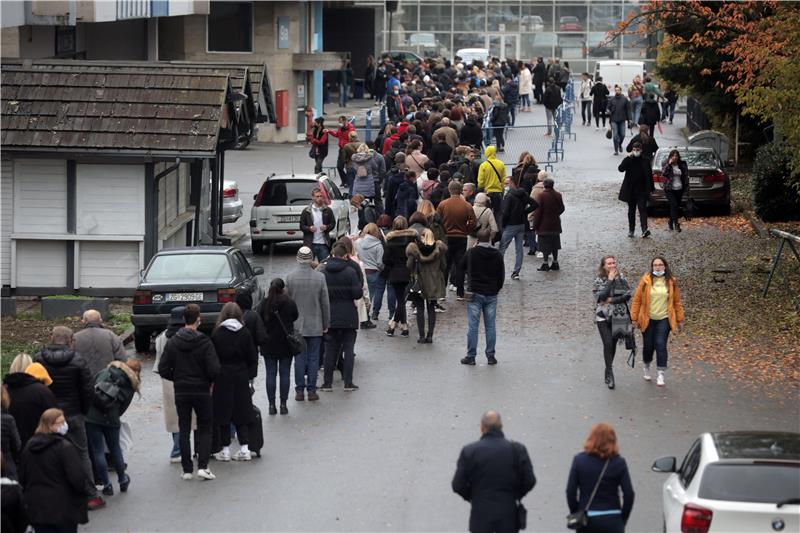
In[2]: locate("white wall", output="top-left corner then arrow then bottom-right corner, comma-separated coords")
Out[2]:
78,241 -> 140,288
1,1 -> 26,28
76,164 -> 145,236
16,240 -> 67,287
13,159 -> 67,234
1,160 -> 13,286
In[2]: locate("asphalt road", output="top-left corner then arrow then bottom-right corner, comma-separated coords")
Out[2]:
86,104 -> 799,532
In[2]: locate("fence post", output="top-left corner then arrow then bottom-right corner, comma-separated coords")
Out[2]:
379,104 -> 387,131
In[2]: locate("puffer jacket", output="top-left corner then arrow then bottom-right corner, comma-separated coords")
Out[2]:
321,257 -> 363,329
351,151 -> 375,197
383,229 -> 418,283
33,346 -> 92,417
405,241 -> 447,300
85,361 -> 139,428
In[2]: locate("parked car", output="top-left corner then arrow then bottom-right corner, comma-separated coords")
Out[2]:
222,180 -> 243,224
559,16 -> 583,31
380,50 -> 424,65
455,48 -> 490,65
652,431 -> 800,533
586,31 -> 617,59
249,173 -> 350,254
650,146 -> 731,214
131,246 -> 264,352
521,15 -> 545,32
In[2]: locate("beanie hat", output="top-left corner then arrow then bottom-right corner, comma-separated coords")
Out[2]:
297,246 -> 314,264
25,362 -> 53,386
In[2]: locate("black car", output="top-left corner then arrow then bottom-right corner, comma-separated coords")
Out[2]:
131,247 -> 264,352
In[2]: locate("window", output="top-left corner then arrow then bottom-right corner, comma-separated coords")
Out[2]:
255,180 -> 318,207
232,251 -> 253,279
207,1 -> 253,53
699,463 -> 800,504
145,254 -> 233,284
679,440 -> 702,488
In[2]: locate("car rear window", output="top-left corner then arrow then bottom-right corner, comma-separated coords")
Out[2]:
699,463 -> 800,504
145,254 -> 233,284
655,150 -> 718,168
256,180 -> 317,206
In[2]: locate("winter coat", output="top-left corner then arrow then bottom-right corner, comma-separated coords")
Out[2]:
519,67 -> 532,94
286,264 -> 330,337
154,330 -> 196,434
639,100 -> 661,130
543,83 -> 563,111
626,134 -> 659,162
490,102 -> 510,126
501,81 -> 519,106
351,151 -> 376,197
321,257 -> 363,330
73,323 -> 125,377
502,187 -> 538,227
662,160 -> 690,192
300,203 -> 336,247
607,94 -> 631,123
430,141 -> 453,169
531,187 -> 565,235
158,328 -> 221,395
468,205 -> 499,248
236,291 -> 268,357
461,244 -> 505,296
394,180 -> 419,220
617,155 -> 654,203
85,361 -> 139,428
356,234 -> 385,271
513,163 -> 539,196
435,125 -> 459,149
590,82 -> 609,112
2,373 -> 57,447
532,62 -> 547,85
1,477 -> 28,533
451,429 -> 536,533
405,241 -> 447,300
459,120 -> 484,149
211,320 -> 257,425
567,452 -> 635,521
631,273 -> 685,332
262,295 -> 300,357
406,150 -> 429,178
1,412 -> 21,479
33,345 -> 92,417
19,433 -> 88,526
593,274 -> 633,322
308,126 -> 329,158
384,169 -> 405,217
437,196 -> 477,237
383,229 -> 418,284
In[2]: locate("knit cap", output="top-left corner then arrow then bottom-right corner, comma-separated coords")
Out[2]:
297,246 -> 314,264
25,362 -> 53,386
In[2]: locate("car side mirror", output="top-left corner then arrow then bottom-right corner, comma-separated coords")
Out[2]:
253,194 -> 258,200
652,456 -> 677,473
252,266 -> 264,276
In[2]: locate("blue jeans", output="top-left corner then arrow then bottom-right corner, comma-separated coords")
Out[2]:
295,336 -> 322,393
339,82 -> 349,107
498,223 -> 525,274
346,167 -> 356,195
661,101 -> 675,122
371,274 -> 396,319
525,228 -> 537,251
171,432 -> 180,458
611,120 -> 626,152
631,96 -> 643,125
86,422 -> 126,488
466,293 -> 498,359
311,243 -> 329,262
265,355 -> 292,404
642,318 -> 671,370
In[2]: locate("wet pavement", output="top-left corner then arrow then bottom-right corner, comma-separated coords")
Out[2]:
86,105 -> 799,532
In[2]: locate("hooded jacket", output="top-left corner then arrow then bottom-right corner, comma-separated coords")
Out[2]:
33,345 -> 92,417
405,241 -> 447,300
460,244 -> 505,296
383,229 -> 418,284
356,234 -> 385,271
158,328 -> 221,394
19,433 -> 88,526
477,147 -> 506,194
211,320 -> 257,425
321,257 -> 363,330
2,373 -> 58,446
1,411 -> 21,480
85,361 -> 140,428
501,187 -> 538,227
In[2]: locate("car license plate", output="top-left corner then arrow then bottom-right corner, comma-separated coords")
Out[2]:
690,177 -> 701,186
165,292 -> 203,302
280,215 -> 301,223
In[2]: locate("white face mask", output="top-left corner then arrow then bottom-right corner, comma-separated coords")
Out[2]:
632,150 -> 642,157
57,421 -> 69,435
652,270 -> 665,277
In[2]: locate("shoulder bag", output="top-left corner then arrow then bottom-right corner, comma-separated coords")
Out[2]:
273,310 -> 306,356
511,441 -> 528,530
487,160 -> 504,187
406,259 -> 424,301
567,458 -> 610,530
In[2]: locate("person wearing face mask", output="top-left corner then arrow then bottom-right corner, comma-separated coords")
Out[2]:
617,141 -> 653,238
631,256 -> 685,386
20,408 -> 88,532
387,85 -> 405,123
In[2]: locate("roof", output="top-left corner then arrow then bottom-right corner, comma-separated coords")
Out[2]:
155,246 -> 234,256
1,66 -> 232,156
711,432 -> 800,461
267,173 -> 328,181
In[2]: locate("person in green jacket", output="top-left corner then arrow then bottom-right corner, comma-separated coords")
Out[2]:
85,359 -> 141,496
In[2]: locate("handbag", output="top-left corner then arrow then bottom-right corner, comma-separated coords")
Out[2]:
511,441 -> 528,530
567,458 -> 610,530
273,310 -> 306,356
605,128 -> 613,139
406,260 -> 424,300
308,145 -> 317,159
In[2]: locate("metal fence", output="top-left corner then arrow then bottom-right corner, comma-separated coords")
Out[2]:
687,97 -> 711,133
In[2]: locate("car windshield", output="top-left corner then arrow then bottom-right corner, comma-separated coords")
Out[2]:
258,180 -> 317,206
655,150 -> 718,168
145,254 -> 233,284
699,463 -> 800,504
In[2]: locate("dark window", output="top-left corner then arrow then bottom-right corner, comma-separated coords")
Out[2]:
208,1 -> 253,52
255,180 -> 317,206
326,180 -> 343,200
145,254 -> 232,284
234,251 -> 253,278
679,440 -> 702,488
699,463 -> 800,504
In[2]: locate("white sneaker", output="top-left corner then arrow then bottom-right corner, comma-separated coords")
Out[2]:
213,450 -> 230,462
196,468 -> 216,480
232,450 -> 251,462
643,364 -> 652,381
170,456 -> 182,464
448,284 -> 456,292
181,472 -> 193,481
536,251 -> 544,258
656,370 -> 666,387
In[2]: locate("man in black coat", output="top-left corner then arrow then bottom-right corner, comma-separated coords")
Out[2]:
532,58 -> 546,104
452,411 -> 536,533
499,174 -> 538,280
543,78 -> 563,136
618,141 -> 654,238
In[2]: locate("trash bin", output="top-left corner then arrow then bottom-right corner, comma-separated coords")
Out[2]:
688,130 -> 730,162
353,78 -> 365,99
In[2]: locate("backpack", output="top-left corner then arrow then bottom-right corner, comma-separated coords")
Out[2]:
420,179 -> 437,200
92,371 -> 121,412
470,207 -> 491,237
356,162 -> 368,178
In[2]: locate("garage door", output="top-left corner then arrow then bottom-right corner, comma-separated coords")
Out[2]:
1,160 -> 12,286
79,241 -> 140,289
16,240 -> 67,288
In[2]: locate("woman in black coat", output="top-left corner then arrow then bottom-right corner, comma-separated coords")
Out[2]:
211,302 -> 258,462
618,141 -> 654,238
1,386 -> 22,480
261,278 -> 299,416
19,407 -> 88,532
2,367 -> 58,447
661,149 -> 690,232
382,217 -> 419,337
1,453 -> 28,533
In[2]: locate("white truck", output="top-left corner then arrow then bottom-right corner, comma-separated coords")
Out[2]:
593,60 -> 645,93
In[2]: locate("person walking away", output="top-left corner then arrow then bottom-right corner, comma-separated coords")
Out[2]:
531,178 -> 565,271
467,193 -> 498,248
73,309 -> 125,376
341,131 -> 361,192
590,77 -> 610,130
543,78 -> 563,136
501,77 -> 519,126
1,452 -> 29,533
452,410 -> 536,533
430,132 -> 453,169
158,304 -> 220,480
532,57 -> 546,104
351,144 -> 377,199
1,386 -> 22,480
260,280 -> 299,414
437,181 -> 477,300
85,359 -> 140,496
566,423 -> 635,533
617,141 -> 653,238
625,125 -> 658,164
382,217 -> 418,337
394,170 -> 419,220
374,57 -> 388,103
661,150 -> 689,232
512,153 -> 540,254
628,75 -> 644,127
638,94 -> 661,139
489,96 -> 509,152
661,87 -> 678,124
405,140 -> 429,178
320,245 -> 363,391
372,215 -> 398,321
19,408 -> 88,533
357,224 -> 385,320
579,73 -> 593,126
460,228 -> 504,365
33,327 -> 102,509
286,246 -> 330,402
364,55 -> 376,100
3,355 -> 57,448
593,256 -> 632,390
630,257 -> 685,386
327,116 -> 355,185
300,187 -> 336,262
499,174 -> 538,280
308,117 -> 329,174
518,61 -> 532,111
405,229 -> 447,343
337,61 -> 352,108
607,86 -> 631,156
477,145 -> 506,236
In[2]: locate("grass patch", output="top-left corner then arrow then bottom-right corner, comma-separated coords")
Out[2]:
107,312 -> 133,336
15,311 -> 43,321
42,294 -> 94,300
1,340 -> 39,379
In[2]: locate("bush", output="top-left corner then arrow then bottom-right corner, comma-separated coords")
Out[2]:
752,142 -> 800,221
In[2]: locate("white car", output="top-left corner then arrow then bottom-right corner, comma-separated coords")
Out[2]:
652,431 -> 800,533
455,48 -> 490,65
222,180 -> 243,224
248,173 -> 350,254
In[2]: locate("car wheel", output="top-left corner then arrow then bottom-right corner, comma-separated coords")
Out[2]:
718,202 -> 731,216
134,328 -> 152,354
252,241 -> 265,255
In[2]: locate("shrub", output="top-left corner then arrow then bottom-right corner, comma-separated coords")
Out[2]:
752,142 -> 800,222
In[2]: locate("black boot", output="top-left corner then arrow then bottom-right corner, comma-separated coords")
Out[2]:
415,306 -> 426,342
607,368 -> 615,389
268,403 -> 277,415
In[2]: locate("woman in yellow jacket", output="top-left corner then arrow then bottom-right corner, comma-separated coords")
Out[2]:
631,256 -> 685,386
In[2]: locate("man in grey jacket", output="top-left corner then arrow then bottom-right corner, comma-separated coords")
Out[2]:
73,309 -> 126,377
286,246 -> 330,401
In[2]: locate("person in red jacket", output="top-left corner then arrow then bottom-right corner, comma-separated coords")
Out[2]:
307,117 -> 328,174
326,117 -> 355,185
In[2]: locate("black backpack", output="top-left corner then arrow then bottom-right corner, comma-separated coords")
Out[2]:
92,370 -> 121,412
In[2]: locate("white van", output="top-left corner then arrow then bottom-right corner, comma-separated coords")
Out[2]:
593,60 -> 645,93
456,48 -> 490,65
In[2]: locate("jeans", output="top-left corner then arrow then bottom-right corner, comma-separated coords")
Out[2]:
630,96 -> 643,125
390,281 -> 408,324
525,228 -> 537,251
86,422 -> 125,488
414,299 -> 437,339
219,422 -> 248,447
665,188 -> 684,227
266,355 -> 292,404
65,414 -> 96,497
611,121 -> 626,152
175,393 -> 213,472
581,101 -> 592,123
445,236 -> 468,296
509,104 -> 516,126
627,196 -> 648,233
498,223 -> 525,274
492,126 -> 505,150
546,108 -> 556,134
171,432 -> 180,458
311,243 -> 329,262
520,94 -> 530,108
323,329 -> 357,387
372,274 -> 396,319
346,168 -> 356,195
642,317 -> 671,369
466,293 -> 498,359
295,336 -> 322,393
596,320 -> 618,371
339,82 -> 349,107
314,155 -> 325,174
661,101 -> 676,122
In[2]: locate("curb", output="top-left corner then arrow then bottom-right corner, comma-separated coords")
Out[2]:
120,325 -> 135,345
745,212 -> 769,237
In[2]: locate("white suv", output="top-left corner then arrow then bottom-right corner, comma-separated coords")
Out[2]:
249,173 -> 350,254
